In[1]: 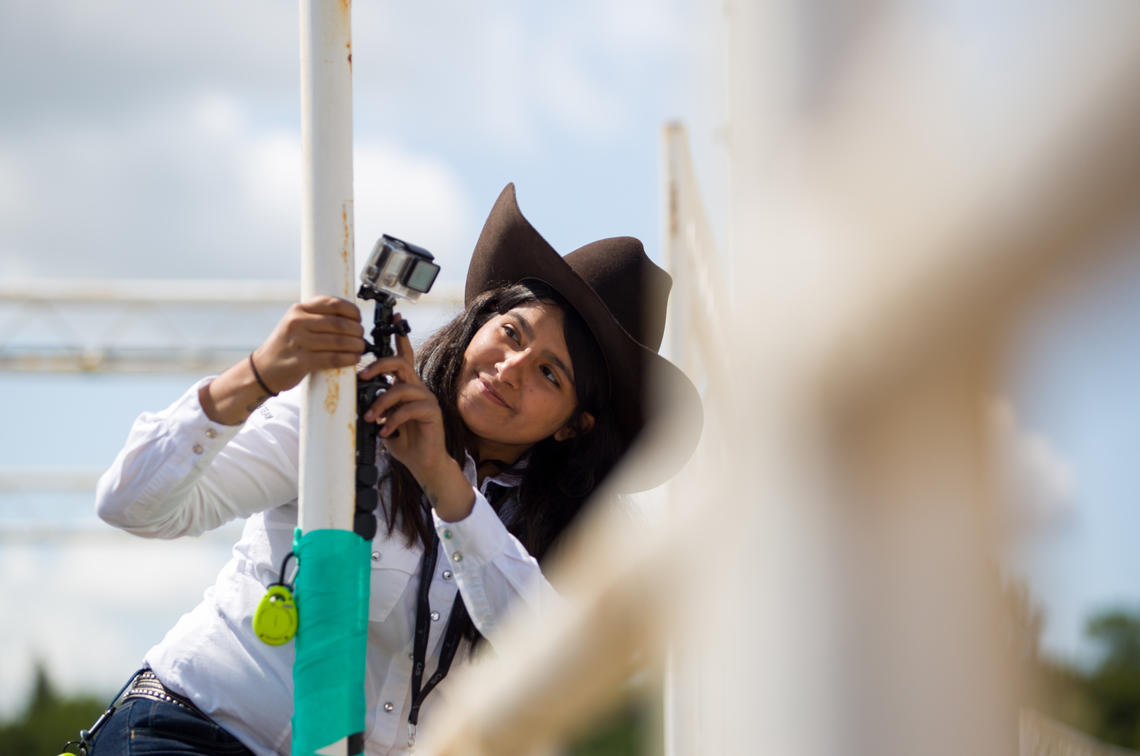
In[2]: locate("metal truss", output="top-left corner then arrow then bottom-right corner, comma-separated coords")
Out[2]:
0,278 -> 463,373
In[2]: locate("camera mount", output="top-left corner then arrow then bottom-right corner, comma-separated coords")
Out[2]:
352,236 -> 439,541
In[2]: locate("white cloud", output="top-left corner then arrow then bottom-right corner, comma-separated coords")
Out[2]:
350,0 -> 716,151
243,132 -> 304,236
464,10 -> 541,150
989,397 -> 1077,531
0,89 -> 474,284
189,93 -> 248,140
1,1 -> 298,105
0,531 -> 238,718
353,143 -> 477,283
0,97 -> 285,279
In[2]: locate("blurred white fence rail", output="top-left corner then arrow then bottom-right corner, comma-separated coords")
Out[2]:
419,2 -> 1140,755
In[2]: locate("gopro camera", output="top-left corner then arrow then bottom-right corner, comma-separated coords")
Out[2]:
360,234 -> 440,302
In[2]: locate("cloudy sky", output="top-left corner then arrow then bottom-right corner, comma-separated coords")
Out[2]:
1,0 -> 1139,722
0,0 -> 722,284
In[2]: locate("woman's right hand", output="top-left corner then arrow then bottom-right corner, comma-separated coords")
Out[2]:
200,297 -> 365,425
252,297 -> 366,395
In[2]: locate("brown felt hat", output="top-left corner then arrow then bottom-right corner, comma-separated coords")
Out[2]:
465,183 -> 702,490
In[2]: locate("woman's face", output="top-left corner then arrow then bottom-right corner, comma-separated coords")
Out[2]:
457,302 -> 587,464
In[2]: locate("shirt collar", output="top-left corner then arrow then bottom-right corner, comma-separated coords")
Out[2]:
462,451 -> 528,493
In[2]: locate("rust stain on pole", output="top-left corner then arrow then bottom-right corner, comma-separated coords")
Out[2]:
324,375 -> 340,414
341,203 -> 353,297
342,206 -> 351,265
342,0 -> 353,72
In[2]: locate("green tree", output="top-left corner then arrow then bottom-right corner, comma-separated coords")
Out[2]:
0,663 -> 105,756
565,696 -> 655,756
1085,609 -> 1140,748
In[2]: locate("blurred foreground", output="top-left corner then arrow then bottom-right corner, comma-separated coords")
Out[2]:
7,600 -> 1140,754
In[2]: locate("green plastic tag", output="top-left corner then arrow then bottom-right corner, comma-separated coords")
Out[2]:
254,584 -> 298,645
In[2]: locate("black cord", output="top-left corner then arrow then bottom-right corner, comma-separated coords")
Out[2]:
275,551 -> 297,588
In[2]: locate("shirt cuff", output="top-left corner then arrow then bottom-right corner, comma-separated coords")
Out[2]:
175,377 -> 244,464
431,489 -> 515,571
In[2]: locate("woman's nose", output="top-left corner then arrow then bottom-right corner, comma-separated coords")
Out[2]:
496,349 -> 530,386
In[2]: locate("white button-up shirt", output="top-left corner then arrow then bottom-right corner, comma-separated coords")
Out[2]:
95,379 -> 560,755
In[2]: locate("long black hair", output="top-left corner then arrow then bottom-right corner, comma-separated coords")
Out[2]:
379,280 -> 623,563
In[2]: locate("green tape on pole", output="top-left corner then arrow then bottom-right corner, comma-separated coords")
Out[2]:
291,528 -> 371,755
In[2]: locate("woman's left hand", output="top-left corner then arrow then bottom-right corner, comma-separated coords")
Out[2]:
359,318 -> 450,486
361,319 -> 476,520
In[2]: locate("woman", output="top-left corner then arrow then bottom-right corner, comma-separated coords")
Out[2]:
86,184 -> 698,755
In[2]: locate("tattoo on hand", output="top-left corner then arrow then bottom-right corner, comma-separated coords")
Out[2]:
244,394 -> 269,413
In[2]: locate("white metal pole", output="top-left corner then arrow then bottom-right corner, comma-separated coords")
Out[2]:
299,0 -> 356,534
295,3 -> 363,752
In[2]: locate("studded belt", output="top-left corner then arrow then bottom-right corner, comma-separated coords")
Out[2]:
122,670 -> 203,714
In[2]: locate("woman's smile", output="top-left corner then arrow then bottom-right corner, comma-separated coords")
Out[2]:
477,376 -> 512,410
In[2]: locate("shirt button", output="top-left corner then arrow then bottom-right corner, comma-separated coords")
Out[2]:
452,552 -> 463,563
430,610 -> 440,622
192,444 -> 204,454
371,551 -> 381,562
205,427 -> 217,439
442,529 -> 453,540
383,702 -> 394,713
442,570 -> 452,581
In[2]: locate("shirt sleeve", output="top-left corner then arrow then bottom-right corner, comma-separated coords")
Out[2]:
95,378 -> 302,539
431,491 -> 564,646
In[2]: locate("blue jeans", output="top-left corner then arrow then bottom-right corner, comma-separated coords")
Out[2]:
87,697 -> 254,755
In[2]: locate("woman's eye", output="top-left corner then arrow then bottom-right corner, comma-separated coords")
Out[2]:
502,324 -> 520,343
542,366 -> 560,387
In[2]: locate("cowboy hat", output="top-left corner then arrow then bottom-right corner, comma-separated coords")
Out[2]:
464,183 -> 702,491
